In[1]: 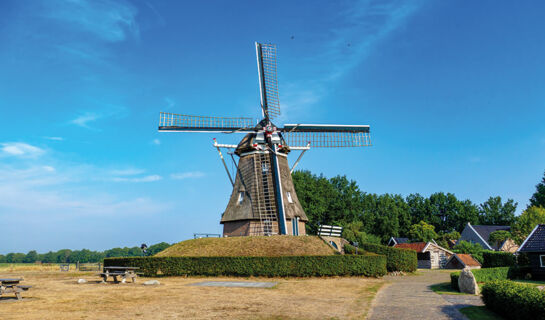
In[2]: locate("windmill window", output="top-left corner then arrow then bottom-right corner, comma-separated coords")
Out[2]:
286,192 -> 293,203
540,255 -> 545,268
237,192 -> 244,204
262,163 -> 269,173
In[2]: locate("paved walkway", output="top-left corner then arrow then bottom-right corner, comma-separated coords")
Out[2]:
368,270 -> 484,320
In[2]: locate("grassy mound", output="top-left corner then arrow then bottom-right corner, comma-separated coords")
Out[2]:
155,235 -> 336,257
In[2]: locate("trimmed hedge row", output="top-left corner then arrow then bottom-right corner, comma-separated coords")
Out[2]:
482,251 -> 516,268
104,254 -> 387,277
482,280 -> 545,320
450,266 -> 533,291
358,243 -> 417,273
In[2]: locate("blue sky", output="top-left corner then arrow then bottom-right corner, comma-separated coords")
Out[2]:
1,0 -> 544,253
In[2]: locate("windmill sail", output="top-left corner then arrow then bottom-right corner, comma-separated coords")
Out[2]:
281,124 -> 371,147
256,43 -> 280,120
159,112 -> 255,133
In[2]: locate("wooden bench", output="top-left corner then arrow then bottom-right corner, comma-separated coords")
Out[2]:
0,279 -> 32,300
98,267 -> 140,284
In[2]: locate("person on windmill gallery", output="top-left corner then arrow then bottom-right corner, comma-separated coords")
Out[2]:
159,42 -> 371,237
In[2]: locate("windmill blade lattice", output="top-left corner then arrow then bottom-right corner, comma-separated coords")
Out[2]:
256,43 -> 280,120
158,112 -> 255,133
281,124 -> 371,148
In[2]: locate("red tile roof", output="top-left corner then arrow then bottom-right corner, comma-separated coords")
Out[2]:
456,254 -> 481,267
394,242 -> 427,253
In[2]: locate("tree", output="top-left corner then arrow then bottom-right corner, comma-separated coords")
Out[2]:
147,242 -> 171,256
488,230 -> 511,248
292,170 -> 342,234
512,206 -> 545,243
529,170 -> 545,208
23,250 -> 38,263
342,221 -> 381,245
441,230 -> 461,242
479,196 -> 517,225
409,221 -> 438,242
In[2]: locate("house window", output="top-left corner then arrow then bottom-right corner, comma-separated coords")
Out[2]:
540,255 -> 545,268
286,191 -> 293,203
237,192 -> 244,204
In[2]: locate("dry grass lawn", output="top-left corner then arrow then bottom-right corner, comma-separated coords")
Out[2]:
0,265 -> 383,320
157,235 -> 336,257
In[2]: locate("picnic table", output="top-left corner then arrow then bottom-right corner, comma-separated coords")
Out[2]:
99,266 -> 140,283
0,278 -> 32,300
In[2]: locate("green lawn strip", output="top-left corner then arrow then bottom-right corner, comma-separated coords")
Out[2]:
429,282 -> 469,295
512,279 -> 545,286
459,306 -> 504,320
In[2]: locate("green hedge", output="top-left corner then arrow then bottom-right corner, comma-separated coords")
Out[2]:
482,251 -> 516,268
358,243 -> 417,273
450,266 -> 529,291
482,280 -> 545,320
104,255 -> 387,277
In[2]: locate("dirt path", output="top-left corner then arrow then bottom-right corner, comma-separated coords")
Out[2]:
368,270 -> 484,320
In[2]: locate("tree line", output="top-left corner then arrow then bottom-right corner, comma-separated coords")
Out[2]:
0,242 -> 171,264
293,169 -> 545,244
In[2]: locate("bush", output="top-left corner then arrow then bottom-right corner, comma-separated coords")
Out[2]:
104,254 -> 387,277
482,280 -> 545,320
358,243 -> 417,273
483,251 -> 516,268
343,243 -> 357,254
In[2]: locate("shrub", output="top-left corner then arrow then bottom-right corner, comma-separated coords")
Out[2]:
482,251 -> 516,268
358,243 -> 417,273
104,254 -> 387,277
343,243 -> 357,254
482,280 -> 545,320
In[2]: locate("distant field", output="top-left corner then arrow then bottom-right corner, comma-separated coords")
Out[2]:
157,235 -> 336,257
0,263 -> 77,272
0,264 -> 383,319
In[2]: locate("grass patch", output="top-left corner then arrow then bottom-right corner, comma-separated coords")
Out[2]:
513,279 -> 545,286
156,235 -> 336,257
459,306 -> 503,320
429,282 -> 469,295
0,268 -> 384,319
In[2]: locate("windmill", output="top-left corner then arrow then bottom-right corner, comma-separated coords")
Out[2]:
158,42 -> 371,237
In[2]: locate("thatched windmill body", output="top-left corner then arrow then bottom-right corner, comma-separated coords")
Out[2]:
159,42 -> 371,237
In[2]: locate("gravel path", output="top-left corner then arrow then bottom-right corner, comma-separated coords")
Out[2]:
368,270 -> 484,320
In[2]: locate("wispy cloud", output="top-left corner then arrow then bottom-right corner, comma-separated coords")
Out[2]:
164,97 -> 175,110
110,168 -> 146,176
280,0 -> 423,120
111,175 -> 162,183
151,139 -> 161,145
323,0 -> 422,80
42,0 -> 139,43
70,112 -> 100,128
170,171 -> 205,180
70,104 -> 128,129
44,136 -> 64,141
1,142 -> 45,158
